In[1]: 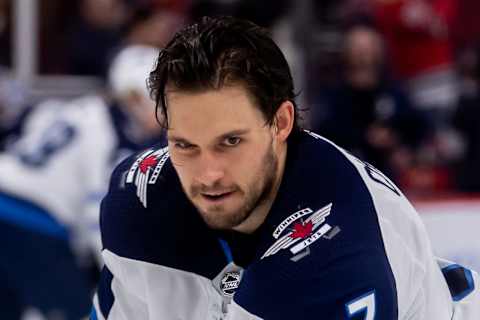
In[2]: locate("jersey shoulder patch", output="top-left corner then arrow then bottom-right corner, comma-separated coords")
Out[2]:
124,146 -> 169,208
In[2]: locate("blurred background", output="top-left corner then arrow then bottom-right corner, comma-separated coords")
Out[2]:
1,0 -> 480,319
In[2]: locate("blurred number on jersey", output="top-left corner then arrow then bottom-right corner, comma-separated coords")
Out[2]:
17,120 -> 76,167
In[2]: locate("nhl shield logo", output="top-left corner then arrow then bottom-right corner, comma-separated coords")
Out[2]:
220,271 -> 241,296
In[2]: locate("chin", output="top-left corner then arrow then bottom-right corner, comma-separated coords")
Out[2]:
200,207 -> 248,231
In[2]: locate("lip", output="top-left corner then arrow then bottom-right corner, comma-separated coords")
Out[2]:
200,191 -> 235,203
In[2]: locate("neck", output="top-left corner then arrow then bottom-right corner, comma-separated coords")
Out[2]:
232,143 -> 288,234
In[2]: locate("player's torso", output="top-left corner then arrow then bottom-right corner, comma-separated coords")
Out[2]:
100,132 -> 454,320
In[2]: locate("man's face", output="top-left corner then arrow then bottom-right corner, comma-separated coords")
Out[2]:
122,91 -> 162,136
345,27 -> 383,70
167,85 -> 279,230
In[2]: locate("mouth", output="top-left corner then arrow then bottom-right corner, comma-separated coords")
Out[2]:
200,191 -> 235,202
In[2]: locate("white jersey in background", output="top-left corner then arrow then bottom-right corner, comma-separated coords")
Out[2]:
0,95 -> 160,259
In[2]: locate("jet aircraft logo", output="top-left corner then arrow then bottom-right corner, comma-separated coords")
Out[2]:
261,203 -> 334,259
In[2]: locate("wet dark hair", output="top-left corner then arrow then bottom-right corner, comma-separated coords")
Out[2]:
147,16 -> 300,133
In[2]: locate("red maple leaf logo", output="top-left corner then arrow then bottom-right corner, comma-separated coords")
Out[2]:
139,155 -> 158,173
290,221 -> 313,239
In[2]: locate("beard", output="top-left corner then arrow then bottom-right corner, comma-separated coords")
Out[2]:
188,142 -> 278,231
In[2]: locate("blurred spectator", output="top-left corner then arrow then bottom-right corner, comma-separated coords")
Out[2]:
65,0 -> 128,77
64,0 -> 185,78
123,5 -> 185,48
0,45 -> 163,319
311,24 -> 430,181
372,0 -> 458,124
302,0 -> 350,93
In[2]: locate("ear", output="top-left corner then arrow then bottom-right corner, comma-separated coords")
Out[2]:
273,100 -> 295,142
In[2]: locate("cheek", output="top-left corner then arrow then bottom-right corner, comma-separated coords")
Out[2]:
229,148 -> 266,184
170,152 -> 188,168
170,155 -> 195,185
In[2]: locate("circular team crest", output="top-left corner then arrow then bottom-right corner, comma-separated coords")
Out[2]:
220,271 -> 241,296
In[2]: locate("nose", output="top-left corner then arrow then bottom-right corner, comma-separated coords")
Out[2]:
195,151 -> 225,187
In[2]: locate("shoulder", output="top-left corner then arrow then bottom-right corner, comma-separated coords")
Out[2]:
276,131 -> 413,264
283,130 -> 391,211
261,131 -> 398,263
294,130 -> 404,205
230,131 -> 401,318
262,132 -> 399,258
100,146 -> 229,278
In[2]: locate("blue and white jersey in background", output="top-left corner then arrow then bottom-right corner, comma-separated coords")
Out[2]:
0,95 -> 161,260
94,130 -> 479,320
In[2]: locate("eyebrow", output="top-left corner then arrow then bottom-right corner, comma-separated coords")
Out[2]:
217,129 -> 250,140
168,129 -> 251,144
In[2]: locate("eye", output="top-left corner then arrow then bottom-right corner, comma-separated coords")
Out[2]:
223,136 -> 241,147
174,141 -> 193,150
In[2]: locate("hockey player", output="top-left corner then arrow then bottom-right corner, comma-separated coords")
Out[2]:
0,45 -> 163,319
94,17 -> 479,319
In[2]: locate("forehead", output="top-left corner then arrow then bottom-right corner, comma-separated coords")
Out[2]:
166,85 -> 266,138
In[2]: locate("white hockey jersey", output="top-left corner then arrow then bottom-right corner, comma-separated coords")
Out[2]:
0,95 -> 161,258
93,130 -> 479,320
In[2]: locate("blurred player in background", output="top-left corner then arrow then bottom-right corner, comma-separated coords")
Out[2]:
65,0 -> 185,78
94,17 -> 479,320
0,45 -> 162,320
